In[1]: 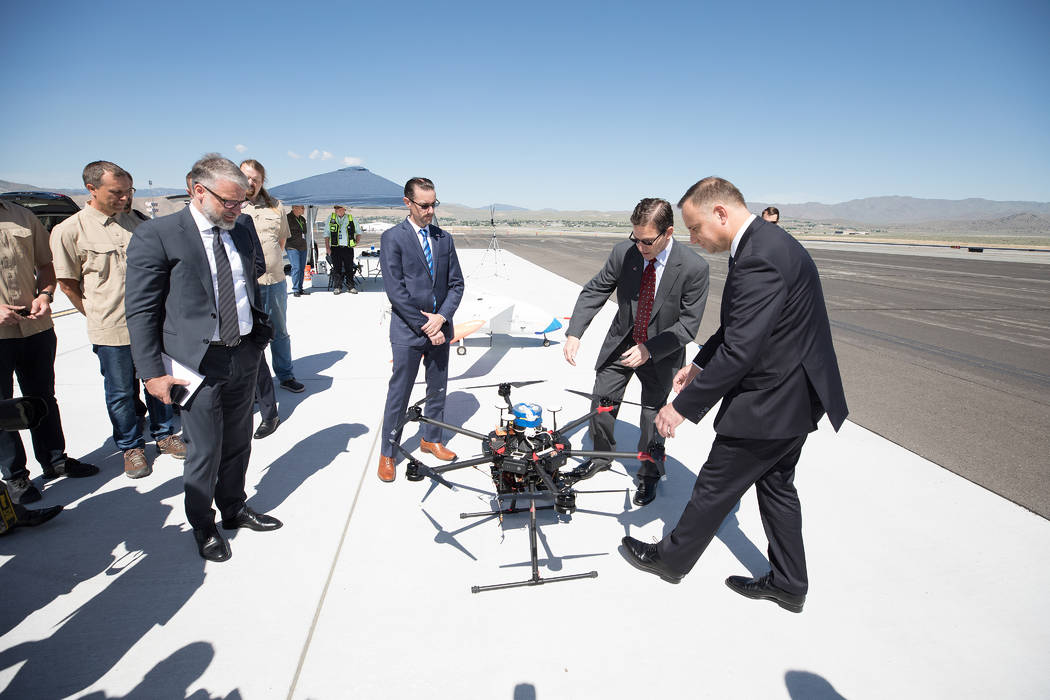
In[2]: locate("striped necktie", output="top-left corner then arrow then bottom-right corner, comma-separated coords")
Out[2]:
420,227 -> 437,312
212,227 -> 241,346
420,227 -> 434,276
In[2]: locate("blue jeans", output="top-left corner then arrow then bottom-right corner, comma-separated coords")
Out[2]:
94,344 -> 175,451
259,281 -> 293,381
287,248 -> 307,293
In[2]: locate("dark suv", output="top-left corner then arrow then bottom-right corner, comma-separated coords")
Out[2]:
0,191 -> 80,232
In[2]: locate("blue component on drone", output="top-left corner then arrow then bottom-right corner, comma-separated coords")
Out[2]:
512,402 -> 543,428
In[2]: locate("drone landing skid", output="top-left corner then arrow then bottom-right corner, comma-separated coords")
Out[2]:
463,494 -> 597,594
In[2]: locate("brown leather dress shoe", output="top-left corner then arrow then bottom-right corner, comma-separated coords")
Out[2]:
420,440 -> 456,461
377,455 -> 396,482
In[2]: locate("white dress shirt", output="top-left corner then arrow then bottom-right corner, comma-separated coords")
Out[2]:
188,204 -> 253,339
650,236 -> 673,293
730,214 -> 757,260
405,216 -> 432,254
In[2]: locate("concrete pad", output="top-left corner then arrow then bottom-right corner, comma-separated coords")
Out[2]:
1,250 -> 1048,699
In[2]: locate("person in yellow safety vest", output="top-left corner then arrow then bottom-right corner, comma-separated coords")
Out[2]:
325,204 -> 359,294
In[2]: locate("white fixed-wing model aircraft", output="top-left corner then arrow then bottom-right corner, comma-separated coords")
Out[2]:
451,294 -> 564,355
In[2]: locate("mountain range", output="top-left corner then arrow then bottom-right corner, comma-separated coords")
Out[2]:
0,179 -> 185,197
2,177 -> 1047,232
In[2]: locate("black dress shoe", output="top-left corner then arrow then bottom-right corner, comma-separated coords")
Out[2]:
633,477 -> 659,506
42,457 -> 99,480
279,378 -> 305,393
3,504 -> 63,533
221,506 -> 283,532
253,417 -> 280,439
568,458 -> 611,481
620,536 -> 683,583
193,526 -> 231,562
725,572 -> 805,613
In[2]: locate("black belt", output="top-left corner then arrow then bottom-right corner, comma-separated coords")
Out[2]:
209,334 -> 249,347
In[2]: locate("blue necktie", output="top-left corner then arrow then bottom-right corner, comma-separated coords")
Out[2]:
420,227 -> 434,277
420,228 -> 436,311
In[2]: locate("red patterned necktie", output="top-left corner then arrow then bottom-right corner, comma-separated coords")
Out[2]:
632,260 -> 656,345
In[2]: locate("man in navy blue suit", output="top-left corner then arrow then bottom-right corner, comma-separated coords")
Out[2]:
621,177 -> 848,613
377,178 -> 464,482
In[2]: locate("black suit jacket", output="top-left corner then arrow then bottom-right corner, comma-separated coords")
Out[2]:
566,239 -> 709,369
126,207 -> 269,379
672,218 -> 848,438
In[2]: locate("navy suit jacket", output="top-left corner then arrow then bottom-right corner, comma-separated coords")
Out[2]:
126,206 -> 269,379
672,218 -> 848,438
380,219 -> 464,347
566,239 -> 709,369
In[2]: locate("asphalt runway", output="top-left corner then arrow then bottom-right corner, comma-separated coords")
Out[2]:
454,232 -> 1050,519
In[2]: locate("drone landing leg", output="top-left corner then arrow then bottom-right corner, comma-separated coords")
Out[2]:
470,496 -> 598,594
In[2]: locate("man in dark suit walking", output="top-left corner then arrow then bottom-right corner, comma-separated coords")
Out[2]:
564,198 -> 709,505
126,154 -> 282,562
621,177 -> 848,613
377,177 -> 464,482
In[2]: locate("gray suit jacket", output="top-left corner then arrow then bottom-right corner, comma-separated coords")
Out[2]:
566,239 -> 709,369
126,207 -> 269,379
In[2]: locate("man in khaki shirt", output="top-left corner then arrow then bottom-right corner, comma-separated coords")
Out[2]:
239,159 -> 303,441
52,161 -> 186,479
0,199 -> 99,504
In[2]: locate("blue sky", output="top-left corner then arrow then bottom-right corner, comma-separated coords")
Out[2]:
1,0 -> 1047,210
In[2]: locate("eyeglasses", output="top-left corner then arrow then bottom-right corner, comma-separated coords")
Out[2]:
409,198 -> 440,210
629,232 -> 664,246
200,184 -> 246,210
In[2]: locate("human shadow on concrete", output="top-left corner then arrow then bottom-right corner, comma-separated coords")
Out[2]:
785,670 -> 847,699
513,683 -> 537,700
0,462 -> 184,637
13,425 -> 141,509
394,390 -> 481,462
447,342 -> 511,382
77,641 -> 242,700
244,422 -> 368,516
253,350 -> 345,422
446,334 -> 560,383
565,419 -> 768,576
0,477 -> 206,698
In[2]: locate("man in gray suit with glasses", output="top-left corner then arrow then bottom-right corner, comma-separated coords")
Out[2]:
564,197 -> 709,506
126,154 -> 282,563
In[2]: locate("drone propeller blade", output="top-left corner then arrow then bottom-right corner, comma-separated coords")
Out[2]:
566,388 -> 658,411
410,389 -> 445,409
463,380 -> 545,390
416,463 -> 457,491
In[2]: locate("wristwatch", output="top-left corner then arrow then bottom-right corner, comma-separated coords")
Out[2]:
39,291 -> 54,303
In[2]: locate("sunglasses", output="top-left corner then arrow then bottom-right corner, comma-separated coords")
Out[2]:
629,232 -> 664,246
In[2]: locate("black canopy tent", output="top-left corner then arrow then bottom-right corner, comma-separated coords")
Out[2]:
269,166 -> 405,270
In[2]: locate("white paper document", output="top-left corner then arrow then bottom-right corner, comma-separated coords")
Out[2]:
161,353 -> 205,406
